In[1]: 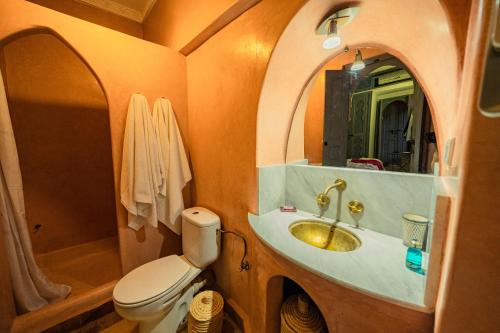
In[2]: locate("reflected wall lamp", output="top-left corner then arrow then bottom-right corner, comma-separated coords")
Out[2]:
351,49 -> 366,71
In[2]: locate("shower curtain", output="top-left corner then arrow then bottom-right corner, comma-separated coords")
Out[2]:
0,70 -> 71,313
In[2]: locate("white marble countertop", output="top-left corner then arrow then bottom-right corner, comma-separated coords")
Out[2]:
249,209 -> 432,313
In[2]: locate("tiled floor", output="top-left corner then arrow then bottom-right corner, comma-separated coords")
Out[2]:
42,302 -> 121,333
100,318 -> 138,333
102,313 -> 241,333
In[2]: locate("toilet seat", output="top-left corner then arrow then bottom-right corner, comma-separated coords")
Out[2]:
113,255 -> 191,307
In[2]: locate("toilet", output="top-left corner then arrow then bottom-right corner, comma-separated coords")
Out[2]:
113,207 -> 221,333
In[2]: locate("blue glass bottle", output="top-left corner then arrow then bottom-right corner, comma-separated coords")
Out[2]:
406,239 -> 424,275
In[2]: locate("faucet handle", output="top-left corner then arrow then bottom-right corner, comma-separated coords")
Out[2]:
347,200 -> 364,214
316,193 -> 331,208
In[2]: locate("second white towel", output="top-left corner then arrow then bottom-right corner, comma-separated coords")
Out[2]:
152,98 -> 192,235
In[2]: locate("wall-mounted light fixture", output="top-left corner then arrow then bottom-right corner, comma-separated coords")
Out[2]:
351,49 -> 366,71
322,19 -> 341,49
316,7 -> 359,50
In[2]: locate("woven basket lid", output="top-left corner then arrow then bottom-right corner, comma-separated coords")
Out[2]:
190,290 -> 224,322
281,294 -> 327,333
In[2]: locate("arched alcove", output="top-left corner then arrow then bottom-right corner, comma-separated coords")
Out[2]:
256,0 -> 461,172
0,28 -> 120,284
265,275 -> 328,332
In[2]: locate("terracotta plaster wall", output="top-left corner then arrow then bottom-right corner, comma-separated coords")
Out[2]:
28,0 -> 143,38
435,0 -> 500,331
143,0 -> 235,50
440,0 -> 472,67
2,32 -> 118,254
0,0 -> 189,276
303,48 -> 384,164
186,0 -> 306,317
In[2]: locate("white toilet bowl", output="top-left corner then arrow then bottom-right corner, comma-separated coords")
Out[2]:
113,207 -> 221,333
113,255 -> 201,332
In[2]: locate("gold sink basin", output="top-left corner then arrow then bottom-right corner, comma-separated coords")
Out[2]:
289,220 -> 361,252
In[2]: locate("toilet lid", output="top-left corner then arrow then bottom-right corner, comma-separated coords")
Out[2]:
113,255 -> 190,305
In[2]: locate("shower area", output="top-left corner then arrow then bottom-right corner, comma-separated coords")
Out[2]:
0,29 -> 121,320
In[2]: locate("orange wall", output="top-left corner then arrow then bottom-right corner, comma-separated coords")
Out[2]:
2,32 -> 118,254
441,0 -> 472,67
435,0 -> 500,331
304,48 -> 384,164
144,0 -> 235,50
0,0 -> 189,309
186,0 -> 305,316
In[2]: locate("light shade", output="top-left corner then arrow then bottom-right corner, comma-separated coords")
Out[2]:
323,35 -> 341,49
322,19 -> 341,50
351,61 -> 365,71
351,49 -> 365,70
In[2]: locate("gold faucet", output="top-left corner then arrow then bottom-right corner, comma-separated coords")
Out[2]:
316,178 -> 346,209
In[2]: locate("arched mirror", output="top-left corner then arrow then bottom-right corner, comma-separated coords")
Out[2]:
288,47 -> 436,174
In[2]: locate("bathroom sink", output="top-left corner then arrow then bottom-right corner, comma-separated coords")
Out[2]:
288,220 -> 361,252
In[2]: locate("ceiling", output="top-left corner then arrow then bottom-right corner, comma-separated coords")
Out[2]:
75,0 -> 157,22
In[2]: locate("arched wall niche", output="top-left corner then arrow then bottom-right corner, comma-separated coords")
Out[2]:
264,274 -> 329,332
0,27 -> 118,254
0,27 -> 108,99
256,0 -> 461,175
1,0 -> 190,279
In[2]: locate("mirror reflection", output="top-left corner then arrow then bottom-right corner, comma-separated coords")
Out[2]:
302,48 -> 436,174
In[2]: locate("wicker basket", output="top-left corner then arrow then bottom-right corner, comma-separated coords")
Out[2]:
402,213 -> 429,249
280,294 -> 327,333
188,290 -> 224,333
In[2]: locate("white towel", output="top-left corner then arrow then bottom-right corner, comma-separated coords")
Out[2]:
120,94 -> 165,230
152,98 -> 192,235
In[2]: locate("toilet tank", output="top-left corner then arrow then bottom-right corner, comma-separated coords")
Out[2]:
182,207 -> 220,268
